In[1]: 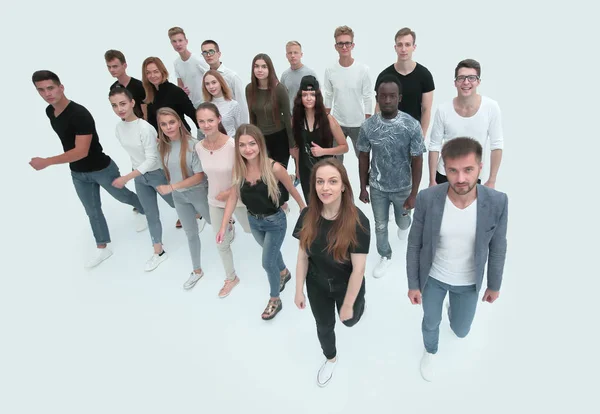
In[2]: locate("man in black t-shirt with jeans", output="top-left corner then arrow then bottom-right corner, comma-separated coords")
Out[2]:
105,50 -> 146,119
374,27 -> 435,138
30,70 -> 147,269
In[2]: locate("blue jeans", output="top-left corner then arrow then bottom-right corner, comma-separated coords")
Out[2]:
71,160 -> 144,245
134,169 -> 175,245
421,277 -> 479,354
247,209 -> 287,298
370,186 -> 412,259
173,186 -> 211,271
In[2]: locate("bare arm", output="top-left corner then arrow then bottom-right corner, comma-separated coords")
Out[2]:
295,245 -> 309,294
428,151 -> 440,185
46,134 -> 92,166
219,184 -> 239,233
273,162 -> 306,210
321,115 -> 348,156
428,108 -> 444,185
420,91 -> 434,138
342,253 -> 367,308
359,152 -> 370,192
486,149 -> 503,187
171,172 -> 205,191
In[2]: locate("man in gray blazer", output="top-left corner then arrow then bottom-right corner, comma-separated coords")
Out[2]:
406,137 -> 508,382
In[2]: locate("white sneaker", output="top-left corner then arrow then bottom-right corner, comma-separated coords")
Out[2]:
373,257 -> 391,278
145,251 -> 168,272
183,270 -> 204,290
420,351 -> 435,382
135,213 -> 148,232
197,216 -> 206,233
317,357 -> 337,387
85,247 -> 113,268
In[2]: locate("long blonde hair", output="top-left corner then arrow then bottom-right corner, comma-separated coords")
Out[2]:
156,107 -> 193,182
233,124 -> 280,206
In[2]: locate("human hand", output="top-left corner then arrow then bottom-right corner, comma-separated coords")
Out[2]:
289,147 -> 299,159
403,193 -> 417,210
339,303 -> 354,322
157,184 -> 173,195
429,180 -> 437,188
216,191 -> 229,202
216,227 -> 227,244
408,289 -> 422,304
359,188 -> 370,204
484,179 -> 495,189
112,176 -> 128,189
295,291 -> 306,309
183,86 -> 191,96
310,142 -> 325,157
482,289 -> 500,303
29,157 -> 50,171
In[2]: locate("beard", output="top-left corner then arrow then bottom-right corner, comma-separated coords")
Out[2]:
450,181 -> 477,195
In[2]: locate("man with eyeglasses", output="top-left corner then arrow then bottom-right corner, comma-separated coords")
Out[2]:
428,59 -> 503,188
323,25 -> 373,160
200,40 -> 248,121
168,27 -> 209,109
374,28 -> 434,138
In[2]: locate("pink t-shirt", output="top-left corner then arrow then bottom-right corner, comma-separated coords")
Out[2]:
195,138 -> 243,208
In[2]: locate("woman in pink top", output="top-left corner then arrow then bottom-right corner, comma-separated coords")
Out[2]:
195,102 -> 250,298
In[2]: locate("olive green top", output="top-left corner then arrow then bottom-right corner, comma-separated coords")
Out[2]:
245,82 -> 294,148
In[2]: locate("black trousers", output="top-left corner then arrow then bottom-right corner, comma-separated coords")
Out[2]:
436,172 -> 481,185
306,274 -> 366,359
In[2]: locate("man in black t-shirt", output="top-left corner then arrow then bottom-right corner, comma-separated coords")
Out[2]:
105,49 -> 146,119
374,28 -> 435,138
30,70 -> 147,269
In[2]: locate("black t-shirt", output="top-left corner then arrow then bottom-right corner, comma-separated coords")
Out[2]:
293,207 -> 370,282
46,101 -> 111,173
110,77 -> 146,119
375,63 -> 435,122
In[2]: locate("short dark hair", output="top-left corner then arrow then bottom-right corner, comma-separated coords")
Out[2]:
441,137 -> 483,163
201,39 -> 220,52
455,59 -> 481,78
105,49 -> 126,64
32,70 -> 61,85
108,86 -> 133,100
376,74 -> 402,95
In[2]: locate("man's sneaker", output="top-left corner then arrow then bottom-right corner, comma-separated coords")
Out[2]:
85,247 -> 113,269
135,213 -> 148,232
218,276 -> 240,298
279,269 -> 292,292
373,257 -> 391,278
317,357 -> 338,387
145,250 -> 168,272
420,351 -> 435,382
183,270 -> 204,290
197,216 -> 206,232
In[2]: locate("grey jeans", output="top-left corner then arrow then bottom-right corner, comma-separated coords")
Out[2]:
173,186 -> 211,271
337,126 -> 361,161
210,204 -> 251,280
370,186 -> 412,259
134,169 -> 175,245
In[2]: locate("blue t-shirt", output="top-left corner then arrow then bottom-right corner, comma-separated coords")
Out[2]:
356,112 -> 426,192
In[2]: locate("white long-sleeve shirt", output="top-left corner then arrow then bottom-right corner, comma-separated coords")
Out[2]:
429,95 -> 503,176
212,96 -> 244,138
115,118 -> 161,175
323,60 -> 373,127
216,63 -> 249,123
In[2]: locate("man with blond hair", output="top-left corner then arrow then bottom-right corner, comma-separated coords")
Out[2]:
323,25 -> 373,160
280,41 -> 318,110
375,28 -> 434,138
105,49 -> 146,119
168,27 -> 209,109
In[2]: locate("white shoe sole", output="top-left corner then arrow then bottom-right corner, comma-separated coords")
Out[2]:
84,250 -> 113,269
184,272 -> 204,290
145,254 -> 168,272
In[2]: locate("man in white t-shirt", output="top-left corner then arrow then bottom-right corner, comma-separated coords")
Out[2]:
407,137 -> 508,382
323,25 -> 373,160
428,59 -> 503,188
200,39 -> 248,121
168,27 -> 209,109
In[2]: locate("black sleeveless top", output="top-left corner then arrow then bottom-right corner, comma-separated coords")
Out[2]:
239,161 -> 285,216
299,118 -> 333,170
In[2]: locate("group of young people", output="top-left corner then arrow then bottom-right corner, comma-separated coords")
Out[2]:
30,25 -> 508,387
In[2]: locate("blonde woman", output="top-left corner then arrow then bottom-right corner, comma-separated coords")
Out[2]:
216,124 -> 306,319
155,108 -> 211,290
195,102 -> 251,298
202,70 -> 247,137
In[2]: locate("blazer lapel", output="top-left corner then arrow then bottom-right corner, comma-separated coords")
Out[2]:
430,184 -> 448,256
474,184 -> 488,266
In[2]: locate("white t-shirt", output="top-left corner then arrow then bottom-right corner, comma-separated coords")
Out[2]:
115,118 -> 160,174
323,60 -> 373,127
174,53 -> 210,108
212,96 -> 243,138
429,96 -> 503,176
429,197 -> 478,286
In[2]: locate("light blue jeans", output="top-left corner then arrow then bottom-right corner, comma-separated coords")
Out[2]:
421,277 -> 479,354
173,186 -> 211,270
370,186 -> 412,259
247,209 -> 287,298
134,169 -> 175,245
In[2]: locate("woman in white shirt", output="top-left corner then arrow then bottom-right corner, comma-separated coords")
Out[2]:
202,70 -> 246,137
108,87 -> 174,272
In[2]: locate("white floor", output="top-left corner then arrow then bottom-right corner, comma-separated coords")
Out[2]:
3,1 -> 597,412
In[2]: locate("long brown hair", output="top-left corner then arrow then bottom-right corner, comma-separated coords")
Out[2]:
233,124 -> 281,205
247,53 -> 281,128
291,88 -> 333,149
202,70 -> 232,102
195,102 -> 228,135
299,158 -> 365,262
142,57 -> 169,104
156,107 -> 193,182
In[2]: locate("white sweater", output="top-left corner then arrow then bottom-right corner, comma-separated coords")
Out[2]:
115,119 -> 160,174
212,96 -> 244,138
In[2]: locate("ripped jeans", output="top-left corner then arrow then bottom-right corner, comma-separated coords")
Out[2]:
370,186 -> 412,259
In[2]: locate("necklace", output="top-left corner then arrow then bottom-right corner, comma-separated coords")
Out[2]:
204,136 -> 222,155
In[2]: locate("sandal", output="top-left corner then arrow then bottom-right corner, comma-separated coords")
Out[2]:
279,269 -> 291,292
261,298 -> 282,320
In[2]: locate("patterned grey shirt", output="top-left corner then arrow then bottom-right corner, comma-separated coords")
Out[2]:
357,112 -> 426,192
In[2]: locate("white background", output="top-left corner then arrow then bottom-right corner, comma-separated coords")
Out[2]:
1,1 -> 598,413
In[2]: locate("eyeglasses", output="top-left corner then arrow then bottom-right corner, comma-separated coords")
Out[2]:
455,75 -> 480,83
201,49 -> 217,56
335,42 -> 353,49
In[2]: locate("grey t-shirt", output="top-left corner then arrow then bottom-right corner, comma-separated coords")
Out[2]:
357,112 -> 426,192
165,138 -> 207,190
280,65 -> 318,110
